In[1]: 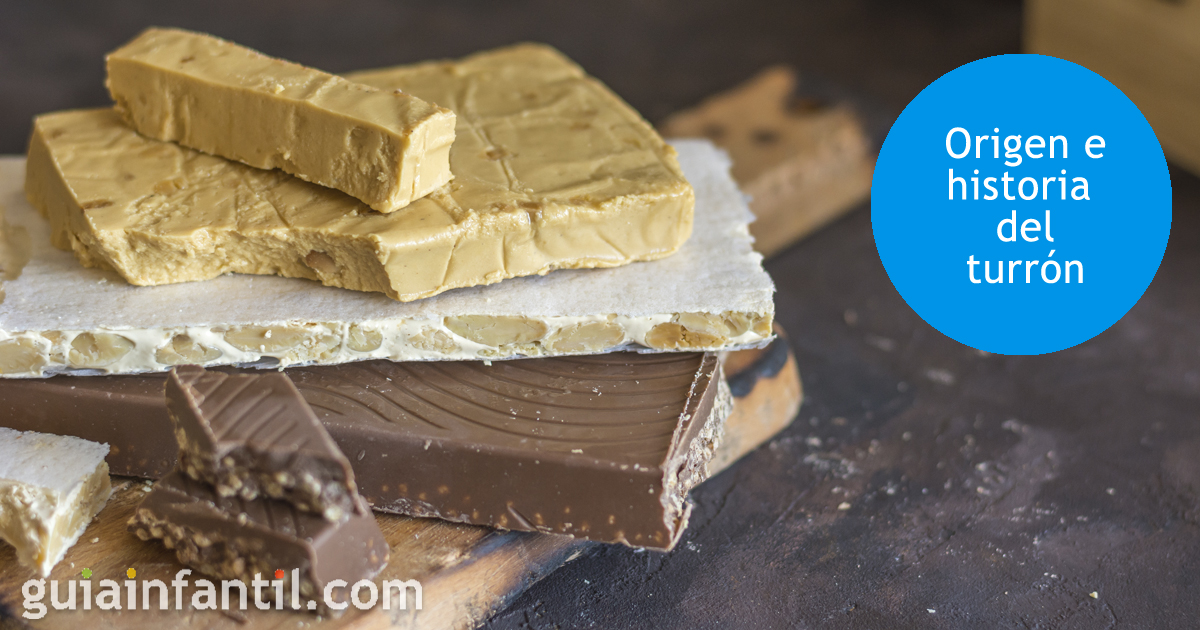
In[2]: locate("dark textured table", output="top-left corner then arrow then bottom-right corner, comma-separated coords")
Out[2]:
6,2 -> 1199,628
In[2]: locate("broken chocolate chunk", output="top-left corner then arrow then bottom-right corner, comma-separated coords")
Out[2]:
167,366 -> 360,521
129,470 -> 387,612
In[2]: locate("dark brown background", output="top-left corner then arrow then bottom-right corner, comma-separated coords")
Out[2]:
3,1 -> 1198,628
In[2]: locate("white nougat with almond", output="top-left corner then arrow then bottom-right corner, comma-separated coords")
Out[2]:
0,428 -> 112,577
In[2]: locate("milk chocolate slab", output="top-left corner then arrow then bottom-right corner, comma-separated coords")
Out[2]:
107,28 -> 456,213
167,366 -> 360,521
301,353 -> 731,550
0,374 -> 176,477
0,352 -> 730,550
129,471 -> 387,612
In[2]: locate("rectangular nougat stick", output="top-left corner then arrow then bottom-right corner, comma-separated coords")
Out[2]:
106,28 -> 456,213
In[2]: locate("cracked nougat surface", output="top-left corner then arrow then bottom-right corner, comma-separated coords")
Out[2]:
26,43 -> 694,302
107,28 -> 456,213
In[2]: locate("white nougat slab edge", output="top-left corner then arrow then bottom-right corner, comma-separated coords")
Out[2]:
0,139 -> 775,377
0,428 -> 112,577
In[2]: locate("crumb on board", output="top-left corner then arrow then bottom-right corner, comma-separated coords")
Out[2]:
925,368 -> 956,385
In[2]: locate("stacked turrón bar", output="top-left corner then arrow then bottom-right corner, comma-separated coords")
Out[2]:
0,28 -> 778,602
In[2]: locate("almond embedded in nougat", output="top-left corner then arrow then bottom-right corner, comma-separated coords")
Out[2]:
106,28 -> 456,213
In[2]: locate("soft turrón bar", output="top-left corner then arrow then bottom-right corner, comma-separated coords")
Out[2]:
27,43 -> 694,303
129,471 -> 387,611
167,366 -> 360,521
1,353 -> 731,550
107,28 -> 456,213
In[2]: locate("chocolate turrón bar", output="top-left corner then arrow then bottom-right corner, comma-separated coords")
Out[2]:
130,471 -> 387,611
305,353 -> 730,549
167,366 -> 360,521
1,352 -> 730,550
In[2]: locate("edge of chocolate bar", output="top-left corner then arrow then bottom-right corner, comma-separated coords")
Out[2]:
129,470 -> 387,612
0,374 -> 176,477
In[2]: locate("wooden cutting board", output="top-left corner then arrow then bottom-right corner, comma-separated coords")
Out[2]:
1027,0 -> 1200,177
659,65 -> 875,256
0,337 -> 801,630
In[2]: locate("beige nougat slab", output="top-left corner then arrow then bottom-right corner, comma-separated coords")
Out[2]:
107,28 -> 456,213
37,44 -> 694,304
0,141 -> 773,377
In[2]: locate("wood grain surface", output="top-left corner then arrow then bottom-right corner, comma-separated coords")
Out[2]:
1027,0 -> 1200,177
660,66 -> 874,256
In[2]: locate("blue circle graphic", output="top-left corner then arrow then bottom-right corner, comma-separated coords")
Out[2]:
872,54 -> 1172,355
